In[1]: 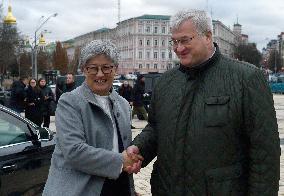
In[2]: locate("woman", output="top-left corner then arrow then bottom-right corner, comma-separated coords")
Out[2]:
38,78 -> 54,128
43,40 -> 143,196
25,78 -> 44,126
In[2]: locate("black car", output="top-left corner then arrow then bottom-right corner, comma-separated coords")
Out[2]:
0,106 -> 55,195
0,90 -> 11,107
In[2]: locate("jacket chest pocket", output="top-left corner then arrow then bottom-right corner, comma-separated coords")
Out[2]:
204,96 -> 230,127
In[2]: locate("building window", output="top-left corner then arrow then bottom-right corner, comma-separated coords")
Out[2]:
154,26 -> 158,34
162,40 -> 165,46
146,40 -> 150,46
154,40 -> 158,46
146,64 -> 150,69
154,52 -> 158,59
138,51 -> 143,59
161,52 -> 165,59
139,39 -> 143,46
162,26 -> 166,34
154,64 -> 158,69
146,26 -> 151,33
139,64 -> 142,69
169,52 -> 172,59
147,51 -> 150,59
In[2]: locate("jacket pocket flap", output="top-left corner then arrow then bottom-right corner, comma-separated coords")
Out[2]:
206,163 -> 242,182
205,96 -> 230,105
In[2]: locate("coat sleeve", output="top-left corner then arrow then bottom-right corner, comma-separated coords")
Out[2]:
243,69 -> 280,195
132,86 -> 158,167
55,93 -> 123,179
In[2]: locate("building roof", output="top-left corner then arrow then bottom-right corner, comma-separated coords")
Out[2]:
135,14 -> 171,20
94,28 -> 111,33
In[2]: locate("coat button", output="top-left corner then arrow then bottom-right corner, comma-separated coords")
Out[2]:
116,112 -> 120,118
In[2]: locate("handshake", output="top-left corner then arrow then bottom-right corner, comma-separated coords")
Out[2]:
122,145 -> 144,174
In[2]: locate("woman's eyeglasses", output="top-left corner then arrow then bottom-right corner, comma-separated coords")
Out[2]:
86,65 -> 115,75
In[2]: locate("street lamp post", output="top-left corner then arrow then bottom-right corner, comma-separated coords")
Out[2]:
32,13 -> 57,79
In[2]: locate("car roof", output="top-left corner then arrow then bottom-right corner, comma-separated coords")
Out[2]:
0,105 -> 38,128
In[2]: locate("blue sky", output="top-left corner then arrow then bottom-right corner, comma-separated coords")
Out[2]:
1,0 -> 284,50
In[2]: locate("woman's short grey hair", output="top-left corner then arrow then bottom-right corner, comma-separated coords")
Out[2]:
170,9 -> 212,35
79,40 -> 120,70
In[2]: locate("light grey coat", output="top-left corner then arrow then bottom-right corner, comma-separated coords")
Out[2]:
43,82 -> 135,196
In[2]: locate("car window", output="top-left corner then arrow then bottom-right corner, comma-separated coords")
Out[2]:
0,111 -> 32,146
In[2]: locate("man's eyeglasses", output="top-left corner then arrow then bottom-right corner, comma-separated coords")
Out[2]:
169,36 -> 195,47
86,65 -> 115,75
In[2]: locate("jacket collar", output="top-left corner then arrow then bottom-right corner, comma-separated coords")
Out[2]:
178,42 -> 220,80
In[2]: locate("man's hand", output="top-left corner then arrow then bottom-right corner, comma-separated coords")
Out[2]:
122,145 -> 144,174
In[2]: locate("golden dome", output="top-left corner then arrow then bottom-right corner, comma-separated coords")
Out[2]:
4,5 -> 17,24
39,34 -> 46,45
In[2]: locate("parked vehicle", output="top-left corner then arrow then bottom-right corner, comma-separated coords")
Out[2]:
0,90 -> 11,106
269,74 -> 284,94
0,105 -> 55,195
113,80 -> 123,92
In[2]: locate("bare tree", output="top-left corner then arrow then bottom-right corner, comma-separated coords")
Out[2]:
52,41 -> 69,75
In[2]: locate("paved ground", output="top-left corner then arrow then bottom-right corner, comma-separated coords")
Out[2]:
49,94 -> 284,195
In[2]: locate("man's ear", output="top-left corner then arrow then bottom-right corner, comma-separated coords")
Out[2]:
205,31 -> 213,42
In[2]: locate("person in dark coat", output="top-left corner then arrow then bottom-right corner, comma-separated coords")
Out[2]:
9,76 -> 28,113
25,78 -> 44,126
126,9 -> 280,196
132,75 -> 148,120
119,81 -> 136,129
56,73 -> 76,102
119,81 -> 133,104
38,78 -> 54,128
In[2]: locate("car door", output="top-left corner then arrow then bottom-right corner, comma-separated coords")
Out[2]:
0,110 -> 53,196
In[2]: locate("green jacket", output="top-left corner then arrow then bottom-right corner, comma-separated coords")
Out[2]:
132,47 -> 280,196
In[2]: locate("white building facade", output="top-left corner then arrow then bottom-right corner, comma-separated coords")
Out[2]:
66,15 -> 242,74
212,20 -> 237,57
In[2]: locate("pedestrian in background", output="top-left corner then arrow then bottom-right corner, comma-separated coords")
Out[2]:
127,9 -> 280,195
132,75 -> 148,121
9,76 -> 28,114
119,81 -> 133,105
38,78 -> 54,128
56,73 -> 76,102
43,40 -> 143,196
25,78 -> 44,126
119,81 -> 136,129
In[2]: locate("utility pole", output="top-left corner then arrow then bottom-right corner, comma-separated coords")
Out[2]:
118,0 -> 121,23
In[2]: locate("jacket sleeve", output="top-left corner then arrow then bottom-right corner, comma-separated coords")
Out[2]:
132,86 -> 158,167
55,93 -> 123,179
243,69 -> 280,195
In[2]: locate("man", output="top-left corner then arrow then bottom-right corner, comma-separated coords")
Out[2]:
56,73 -> 76,101
119,81 -> 136,129
132,75 -> 148,121
43,40 -> 142,196
63,73 -> 76,93
9,76 -> 28,113
128,9 -> 280,195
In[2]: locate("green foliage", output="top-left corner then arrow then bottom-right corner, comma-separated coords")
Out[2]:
235,43 -> 262,67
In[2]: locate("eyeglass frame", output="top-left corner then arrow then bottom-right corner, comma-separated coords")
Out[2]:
169,36 -> 195,47
85,64 -> 117,75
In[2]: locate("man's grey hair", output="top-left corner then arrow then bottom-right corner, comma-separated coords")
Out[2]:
79,40 -> 120,70
170,9 -> 213,35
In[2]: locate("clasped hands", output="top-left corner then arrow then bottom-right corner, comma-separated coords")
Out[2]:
122,145 -> 144,174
